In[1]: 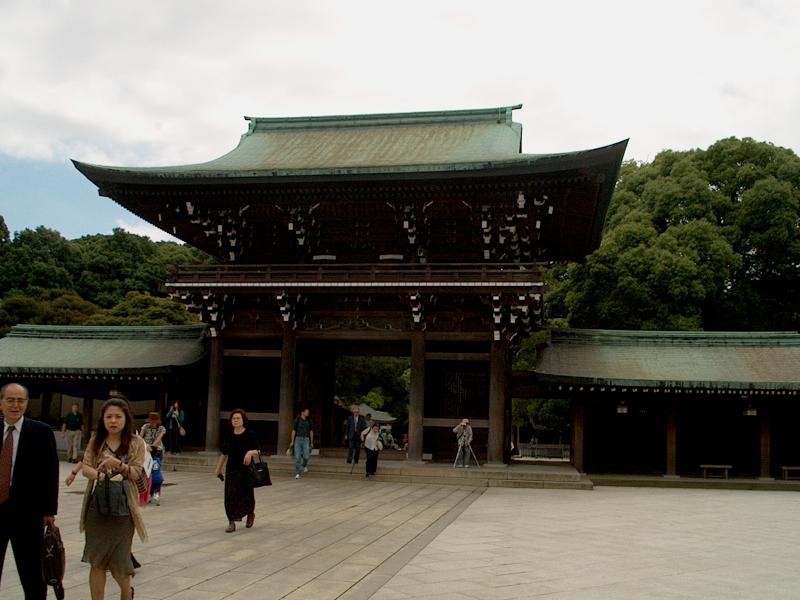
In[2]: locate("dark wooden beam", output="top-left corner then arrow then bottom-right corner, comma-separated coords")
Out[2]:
487,339 -> 507,464
408,331 -> 425,462
276,330 -> 297,454
205,336 -> 224,451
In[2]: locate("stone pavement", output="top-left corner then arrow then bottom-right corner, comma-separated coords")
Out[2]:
3,463 -> 800,599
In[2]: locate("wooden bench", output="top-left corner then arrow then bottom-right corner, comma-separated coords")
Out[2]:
779,466 -> 800,480
518,444 -> 569,459
699,464 -> 732,479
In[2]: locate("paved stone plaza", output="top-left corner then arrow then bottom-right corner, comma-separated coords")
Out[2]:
3,464 -> 800,599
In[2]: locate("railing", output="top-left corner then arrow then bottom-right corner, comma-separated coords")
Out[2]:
170,263 -> 545,285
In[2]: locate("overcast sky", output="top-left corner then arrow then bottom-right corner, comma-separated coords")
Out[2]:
1,0 -> 798,241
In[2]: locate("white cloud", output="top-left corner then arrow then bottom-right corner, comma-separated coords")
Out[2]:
0,0 -> 798,167
115,219 -> 183,244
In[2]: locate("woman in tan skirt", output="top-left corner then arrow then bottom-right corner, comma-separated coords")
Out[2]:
81,398 -> 147,600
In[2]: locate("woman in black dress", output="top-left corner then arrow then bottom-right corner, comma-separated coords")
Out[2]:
214,409 -> 260,533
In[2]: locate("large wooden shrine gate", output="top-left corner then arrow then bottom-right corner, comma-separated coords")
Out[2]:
74,106 -> 626,463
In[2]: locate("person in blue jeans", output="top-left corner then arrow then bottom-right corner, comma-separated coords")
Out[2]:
291,408 -> 314,479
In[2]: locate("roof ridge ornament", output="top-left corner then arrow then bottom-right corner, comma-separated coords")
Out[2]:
244,105 -> 523,132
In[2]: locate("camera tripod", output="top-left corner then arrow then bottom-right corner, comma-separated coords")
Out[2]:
453,442 -> 481,468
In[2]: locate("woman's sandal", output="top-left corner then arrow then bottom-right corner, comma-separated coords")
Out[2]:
246,513 -> 255,528
225,522 -> 236,533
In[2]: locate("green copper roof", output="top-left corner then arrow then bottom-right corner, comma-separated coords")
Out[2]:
72,105 -> 628,182
534,329 -> 800,390
0,325 -> 206,375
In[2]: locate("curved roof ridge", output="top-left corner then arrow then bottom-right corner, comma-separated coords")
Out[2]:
7,324 -> 206,340
549,328 -> 800,347
244,105 -> 523,132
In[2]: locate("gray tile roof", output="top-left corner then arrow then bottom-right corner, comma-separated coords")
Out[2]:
534,329 -> 800,390
0,325 -> 206,375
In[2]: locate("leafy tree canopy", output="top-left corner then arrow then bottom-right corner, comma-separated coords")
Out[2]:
0,223 -> 210,333
549,137 -> 800,331
84,291 -> 198,326
335,356 -> 410,425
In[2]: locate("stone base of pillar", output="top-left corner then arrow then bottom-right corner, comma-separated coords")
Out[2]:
662,474 -> 681,480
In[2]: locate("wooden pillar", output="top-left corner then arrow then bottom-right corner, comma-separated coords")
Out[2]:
571,396 -> 586,473
407,330 -> 425,462
759,410 -> 772,479
665,398 -> 678,477
276,330 -> 297,455
41,390 -> 53,422
487,339 -> 507,464
205,336 -> 224,452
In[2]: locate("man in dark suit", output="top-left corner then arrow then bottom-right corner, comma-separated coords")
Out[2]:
0,382 -> 59,599
345,405 -> 367,464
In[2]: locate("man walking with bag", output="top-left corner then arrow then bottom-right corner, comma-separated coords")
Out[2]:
0,382 -> 60,599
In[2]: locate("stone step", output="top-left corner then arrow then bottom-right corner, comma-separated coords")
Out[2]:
161,453 -> 593,490
319,447 -> 407,461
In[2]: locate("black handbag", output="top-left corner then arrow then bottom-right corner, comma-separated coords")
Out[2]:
247,453 -> 272,488
42,524 -> 65,600
92,477 -> 130,517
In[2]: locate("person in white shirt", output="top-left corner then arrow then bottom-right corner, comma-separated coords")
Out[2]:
0,382 -> 59,599
361,424 -> 384,478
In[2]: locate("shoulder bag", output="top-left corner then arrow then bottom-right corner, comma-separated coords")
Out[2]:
174,413 -> 187,436
247,453 -> 272,488
91,477 -> 130,517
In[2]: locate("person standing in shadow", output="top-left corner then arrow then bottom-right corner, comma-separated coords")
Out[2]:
345,405 -> 366,465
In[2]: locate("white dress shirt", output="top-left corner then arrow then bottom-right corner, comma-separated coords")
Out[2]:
3,415 -> 24,483
362,427 -> 383,451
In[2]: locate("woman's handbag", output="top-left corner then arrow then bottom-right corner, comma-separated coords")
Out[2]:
92,477 -> 130,517
42,524 -> 66,600
172,412 -> 187,437
247,453 -> 272,488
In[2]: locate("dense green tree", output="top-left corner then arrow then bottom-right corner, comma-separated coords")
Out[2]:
335,356 -> 410,425
510,396 -> 570,448
0,225 -> 211,333
72,228 -> 210,307
83,291 -> 198,326
0,227 -> 81,292
550,138 -> 800,331
0,288 -> 101,335
0,216 -> 9,246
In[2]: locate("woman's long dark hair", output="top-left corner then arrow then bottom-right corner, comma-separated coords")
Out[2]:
91,398 -> 134,456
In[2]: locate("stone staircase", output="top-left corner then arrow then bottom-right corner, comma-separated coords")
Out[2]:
161,452 -> 593,490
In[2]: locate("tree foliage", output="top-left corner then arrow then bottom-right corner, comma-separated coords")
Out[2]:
0,224 -> 210,333
511,397 -> 570,444
548,138 -> 800,331
335,356 -> 411,425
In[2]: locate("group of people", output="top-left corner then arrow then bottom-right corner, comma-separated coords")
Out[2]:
1,384 -> 144,600
0,384 -> 190,600
1,383 -> 474,599
343,404 -> 385,478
